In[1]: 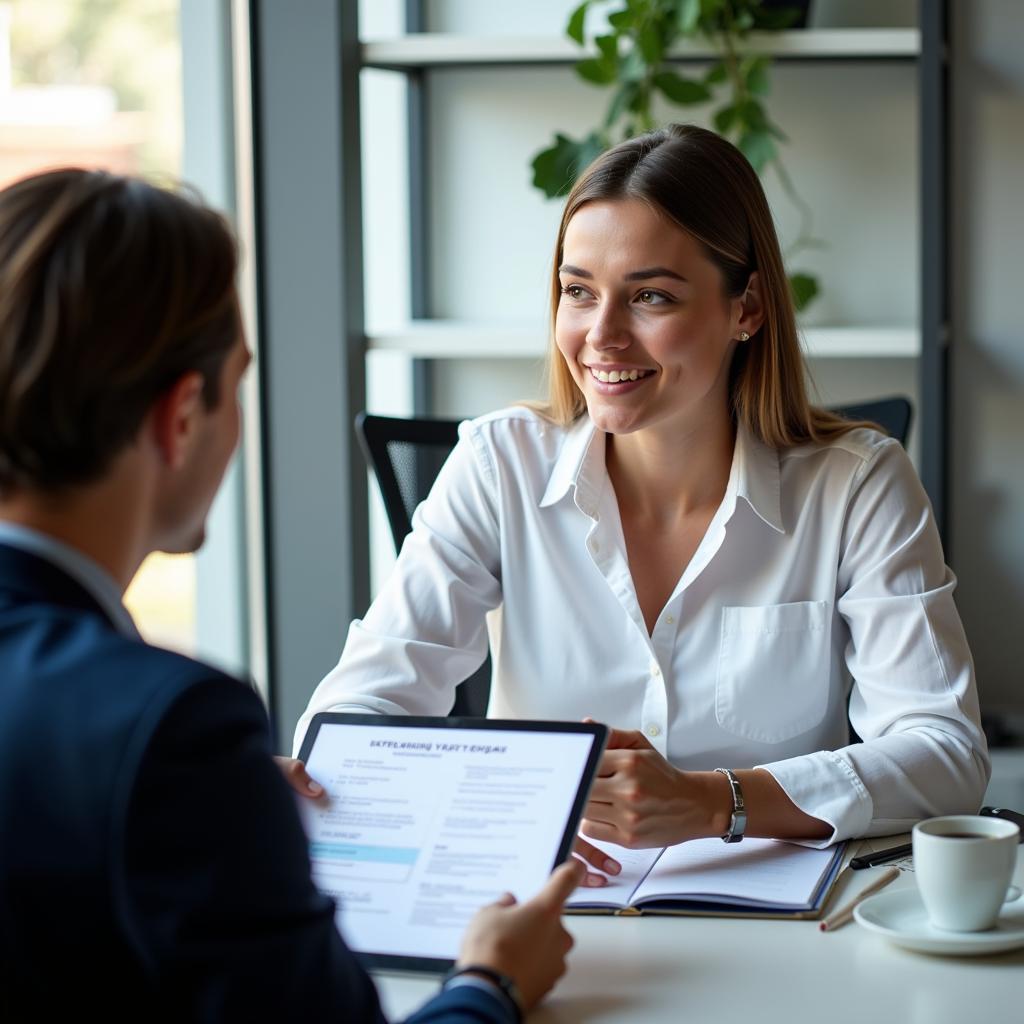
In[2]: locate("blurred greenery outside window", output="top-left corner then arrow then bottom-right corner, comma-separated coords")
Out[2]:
0,0 -> 195,654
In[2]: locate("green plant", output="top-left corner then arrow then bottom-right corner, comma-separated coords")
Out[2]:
531,0 -> 821,312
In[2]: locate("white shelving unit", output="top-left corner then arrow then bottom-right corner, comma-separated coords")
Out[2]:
362,29 -> 921,67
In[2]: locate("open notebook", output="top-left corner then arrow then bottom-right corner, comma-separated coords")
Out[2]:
568,836 -> 847,919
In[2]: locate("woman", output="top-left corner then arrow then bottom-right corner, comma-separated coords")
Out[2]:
296,125 -> 988,860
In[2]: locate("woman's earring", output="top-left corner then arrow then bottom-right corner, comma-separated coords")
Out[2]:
738,331 -> 750,342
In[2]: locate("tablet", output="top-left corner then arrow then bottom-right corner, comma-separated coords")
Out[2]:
295,713 -> 607,972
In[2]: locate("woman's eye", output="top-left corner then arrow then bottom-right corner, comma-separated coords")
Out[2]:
562,284 -> 587,300
637,289 -> 668,305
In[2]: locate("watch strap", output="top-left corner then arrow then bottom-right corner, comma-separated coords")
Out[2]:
714,767 -> 747,843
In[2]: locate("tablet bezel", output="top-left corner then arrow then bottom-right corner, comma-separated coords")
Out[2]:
297,713 -> 608,973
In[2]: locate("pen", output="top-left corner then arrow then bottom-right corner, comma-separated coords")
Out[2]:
819,866 -> 901,932
848,842 -> 913,870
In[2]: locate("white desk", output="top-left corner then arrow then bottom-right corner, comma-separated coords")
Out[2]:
374,842 -> 1023,1024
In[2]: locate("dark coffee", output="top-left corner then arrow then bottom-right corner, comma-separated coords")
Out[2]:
940,832 -> 997,840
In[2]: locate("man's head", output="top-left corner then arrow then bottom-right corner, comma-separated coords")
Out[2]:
0,168 -> 247,556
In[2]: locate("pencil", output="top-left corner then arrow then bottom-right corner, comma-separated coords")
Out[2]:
818,866 -> 901,932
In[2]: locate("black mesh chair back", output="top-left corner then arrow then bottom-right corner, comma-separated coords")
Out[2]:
355,413 -> 461,553
355,413 -> 487,716
831,396 -> 913,446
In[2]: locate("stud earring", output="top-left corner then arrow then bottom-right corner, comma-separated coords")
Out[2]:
738,331 -> 750,342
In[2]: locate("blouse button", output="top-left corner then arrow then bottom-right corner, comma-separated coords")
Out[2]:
664,615 -> 675,625
645,724 -> 661,738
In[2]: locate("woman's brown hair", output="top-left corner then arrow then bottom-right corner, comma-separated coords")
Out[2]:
540,124 -> 859,447
0,168 -> 239,494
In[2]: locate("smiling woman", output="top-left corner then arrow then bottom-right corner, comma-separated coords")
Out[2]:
298,125 -> 988,874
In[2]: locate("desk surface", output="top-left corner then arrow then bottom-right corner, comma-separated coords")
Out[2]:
374,841 -> 1023,1024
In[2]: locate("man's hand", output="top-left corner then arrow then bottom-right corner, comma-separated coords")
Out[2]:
581,727 -> 721,848
456,860 -> 583,1011
274,756 -> 324,798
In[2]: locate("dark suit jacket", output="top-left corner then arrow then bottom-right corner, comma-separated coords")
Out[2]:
0,543 -> 510,1023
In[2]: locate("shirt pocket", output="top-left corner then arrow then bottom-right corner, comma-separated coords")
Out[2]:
715,600 -> 831,744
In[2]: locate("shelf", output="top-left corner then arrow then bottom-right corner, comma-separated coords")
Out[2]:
366,322 -> 919,360
362,29 -> 920,70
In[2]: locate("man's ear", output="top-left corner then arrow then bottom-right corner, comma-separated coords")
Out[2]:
734,271 -> 766,340
151,372 -> 205,470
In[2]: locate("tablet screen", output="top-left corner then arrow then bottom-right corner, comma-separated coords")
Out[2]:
296,714 -> 606,972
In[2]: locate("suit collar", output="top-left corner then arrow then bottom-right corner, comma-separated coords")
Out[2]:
0,541 -> 120,631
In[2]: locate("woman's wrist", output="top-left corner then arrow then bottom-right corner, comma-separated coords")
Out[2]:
691,769 -> 735,839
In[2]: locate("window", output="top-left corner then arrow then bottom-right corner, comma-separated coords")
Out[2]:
1,0 -> 246,669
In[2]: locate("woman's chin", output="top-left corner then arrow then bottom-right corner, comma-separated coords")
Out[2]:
586,404 -> 647,436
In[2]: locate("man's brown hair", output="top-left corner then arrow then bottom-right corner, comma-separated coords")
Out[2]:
0,168 -> 239,494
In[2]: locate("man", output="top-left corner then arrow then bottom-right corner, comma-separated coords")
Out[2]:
0,169 -> 580,1022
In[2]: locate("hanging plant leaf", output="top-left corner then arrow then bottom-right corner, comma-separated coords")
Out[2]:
576,57 -> 617,85
638,22 -> 665,64
654,71 -> 711,105
705,61 -> 728,85
677,0 -> 702,34
567,1 -> 590,45
595,34 -> 618,63
531,134 -> 587,198
789,272 -> 819,312
530,132 -> 606,198
714,103 -> 739,134
738,129 -> 776,172
741,56 -> 771,96
733,9 -> 755,33
738,97 -> 769,131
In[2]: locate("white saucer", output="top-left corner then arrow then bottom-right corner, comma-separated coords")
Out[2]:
854,887 -> 1024,956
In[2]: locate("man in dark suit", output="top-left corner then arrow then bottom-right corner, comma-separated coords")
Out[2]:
0,169 -> 581,1022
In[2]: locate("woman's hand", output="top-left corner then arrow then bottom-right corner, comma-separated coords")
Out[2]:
572,835 -> 622,887
581,727 -> 726,848
274,756 -> 324,798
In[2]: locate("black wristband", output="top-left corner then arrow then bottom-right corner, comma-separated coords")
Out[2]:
442,964 -> 523,1023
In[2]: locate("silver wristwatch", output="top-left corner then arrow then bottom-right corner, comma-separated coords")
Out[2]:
714,767 -> 747,843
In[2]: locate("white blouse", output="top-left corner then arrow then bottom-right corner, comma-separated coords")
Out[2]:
297,408 -> 989,843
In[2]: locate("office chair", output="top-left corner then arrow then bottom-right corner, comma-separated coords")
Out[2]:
830,396 -> 913,447
355,397 -> 914,721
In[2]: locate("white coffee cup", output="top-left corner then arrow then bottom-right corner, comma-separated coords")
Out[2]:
912,814 -> 1020,932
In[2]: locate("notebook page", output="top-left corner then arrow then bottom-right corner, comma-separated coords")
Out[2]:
565,836 -> 663,909
632,837 -> 838,909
